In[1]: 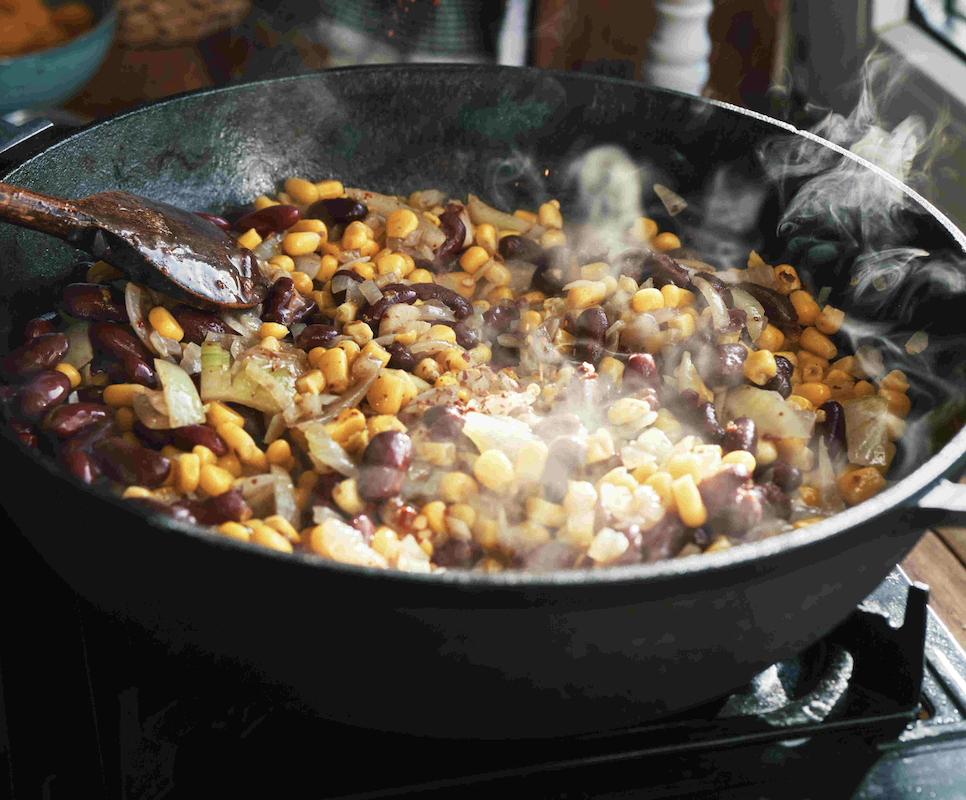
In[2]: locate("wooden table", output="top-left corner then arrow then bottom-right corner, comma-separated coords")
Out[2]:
902,528 -> 966,650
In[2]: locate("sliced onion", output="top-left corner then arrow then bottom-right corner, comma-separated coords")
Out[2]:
299,421 -> 358,476
179,342 -> 202,375
132,390 -> 170,429
251,235 -> 282,260
155,359 -> 206,428
375,270 -> 401,288
817,439 -> 845,512
300,352 -> 383,427
271,465 -> 298,525
244,361 -> 296,417
150,331 -> 182,359
844,395 -> 892,467
604,320 -> 624,353
694,276 -> 730,331
219,307 -> 263,336
654,183 -> 688,216
462,411 -> 537,459
466,193 -> 530,232
360,279 -> 384,304
618,312 -> 658,350
415,301 -> 456,322
311,517 -> 387,568
730,287 -> 767,341
409,339 -> 458,357
723,385 -> 816,439
294,253 -> 322,279
63,322 -> 93,370
125,282 -> 157,354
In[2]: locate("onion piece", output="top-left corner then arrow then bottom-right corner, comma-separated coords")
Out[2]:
360,279 -> 384,304
251,234 -> 282,260
63,322 -> 93,370
125,282 -> 158,354
299,421 -> 358,477
844,395 -> 893,467
654,183 -> 687,216
466,193 -> 530,232
816,439 -> 845,512
694,276 -> 730,331
179,342 -> 202,375
311,517 -> 387,568
730,287 -> 767,341
271,465 -> 298,526
300,352 -> 384,427
461,411 -> 536,459
294,253 -> 322,279
409,339 -> 458,357
132,389 -> 170,429
723,385 -> 816,439
155,359 -> 206,428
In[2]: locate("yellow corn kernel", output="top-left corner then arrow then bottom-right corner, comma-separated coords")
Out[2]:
217,451 -> 243,477
263,515 -> 300,543
629,462 -> 658,484
798,486 -> 821,507
513,209 -> 537,225
852,380 -> 875,398
296,369 -> 327,396
879,387 -> 912,418
598,356 -> 624,386
252,195 -> 277,210
205,401 -> 243,429
373,252 -> 405,277
283,177 -> 319,205
815,305 -> 845,335
483,263 -> 511,286
755,324 -> 784,353
792,382 -> 832,407
267,255 -> 295,273
386,208 -> 419,239
175,453 -> 201,493
53,362 -> 82,388
366,415 -> 406,437
786,394 -> 815,413
313,254 -> 339,284
199,464 -> 234,496
218,522 -> 252,542
146,306 -> 184,342
579,262 -> 609,281
474,449 -> 514,492
789,290 -> 820,326
515,441 -> 549,482
756,439 -> 778,466
216,421 -> 257,460
289,219 -> 328,237
721,449 -> 756,473
771,264 -> 800,295
489,286 -> 515,303
651,408 -> 682,442
259,335 -> 281,352
631,287 -> 665,313
799,327 -> 838,360
567,281 -> 607,308
652,232 -> 681,252
743,350 -> 778,385
340,220 -> 370,251
426,324 -> 457,344
671,474 -> 707,527
645,472 -> 675,509
880,370 -> 910,393
438,348 -> 470,373
440,472 -> 478,504
414,357 -> 441,383
420,211 -> 441,228
249,521 -> 294,553
114,406 -> 136,431
665,453 -> 702,483
825,369 -> 855,398
421,501 -> 448,535
280,231 -> 320,257
474,223 -> 498,255
667,313 -> 695,340
324,408 -> 366,446
266,439 -> 292,467
122,486 -> 153,500
459,245 -> 490,274
258,322 -> 289,341
367,370 -> 408,415
370,526 -> 398,557
524,497 -> 566,528
838,467 -> 886,506
103,383 -> 145,407
317,348 -> 349,393
86,260 -> 122,283
187,445 -> 214,468
632,216 -> 659,241
798,351 -> 829,383
537,201 -> 563,229
417,440 -> 456,466
408,268 -> 434,284
290,271 -> 314,295
342,321 -> 373,347
236,228 -> 262,250
660,285 -> 693,308
517,310 -> 543,334
332,478 -> 364,515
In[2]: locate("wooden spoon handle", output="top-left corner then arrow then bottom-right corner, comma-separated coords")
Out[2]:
0,183 -> 93,239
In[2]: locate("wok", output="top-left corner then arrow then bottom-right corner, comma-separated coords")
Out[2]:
2,65 -> 966,739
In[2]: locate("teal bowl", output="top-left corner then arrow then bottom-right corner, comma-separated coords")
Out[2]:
0,0 -> 117,115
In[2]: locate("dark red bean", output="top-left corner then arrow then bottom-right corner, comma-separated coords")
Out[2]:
173,308 -> 232,344
737,282 -> 800,335
406,283 -> 472,320
762,355 -> 793,399
131,422 -> 172,449
62,283 -> 127,322
416,204 -> 467,273
386,342 -> 416,371
121,354 -> 158,388
62,419 -> 117,458
697,402 -> 725,443
206,488 -> 253,523
89,322 -> 152,363
44,402 -> 112,439
234,204 -> 300,236
433,537 -> 483,568
622,353 -> 662,395
75,385 -> 106,403
720,308 -> 748,333
481,303 -> 519,334
65,449 -> 100,484
310,471 -> 343,512
23,314 -> 57,342
424,405 -> 465,441
90,436 -> 171,487
9,417 -> 38,449
382,498 -> 422,536
171,424 -> 229,457
194,212 -> 232,231
573,306 -> 608,366
709,344 -> 748,387
544,435 -> 589,503
263,276 -> 317,326
694,272 -> 734,307
530,248 -> 569,295
499,234 -> 544,262
297,323 -> 339,351
755,481 -> 792,520
757,461 -> 803,492
434,321 -> 479,350
19,370 -> 71,420
2,332 -> 69,379
699,464 -> 763,536
357,431 -> 413,501
722,417 -> 757,454
358,286 -> 417,327
640,512 -> 691,562
615,249 -> 693,289
818,400 -> 847,458
306,197 -> 367,227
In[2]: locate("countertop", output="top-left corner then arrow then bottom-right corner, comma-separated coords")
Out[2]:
903,527 -> 966,650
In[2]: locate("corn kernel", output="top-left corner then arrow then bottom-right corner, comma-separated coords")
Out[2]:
632,287 -> 665,313
755,324 -> 784,353
474,449 -> 514,492
632,217 -> 659,241
217,452 -> 243,477
538,201 -> 563,229
236,228 -> 263,250
721,450 -> 756,473
266,439 -> 292,467
815,305 -> 845,335
281,231 -> 321,257
383,208 -> 418,240
289,219 -> 328,237
332,478 -> 364,515
743,350 -> 778,385
838,467 -> 886,506
792,382 -> 832,407
53,362 -> 82,388
515,441 -> 549,482
252,195 -> 277,210
258,322 -> 289,341
799,327 -> 838,360
789,291 -> 820,326
660,285 -> 693,308
567,281 -> 607,308
317,348 -> 349,392
250,522 -> 295,553
440,472 -> 478,503
644,472 -> 675,509
103,383 -> 145,407
459,245 -> 490,274
341,221 -> 371,251
199,464 -> 234,496
86,260 -> 122,283
218,522 -> 252,542
652,232 -> 681,252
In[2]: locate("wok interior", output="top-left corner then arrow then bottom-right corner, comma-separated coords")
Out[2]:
2,65 -> 965,499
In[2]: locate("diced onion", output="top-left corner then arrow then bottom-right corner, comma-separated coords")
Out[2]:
155,359 -> 206,428
730,287 -> 767,341
462,411 -> 536,459
63,323 -> 93,370
723,385 -> 816,439
654,183 -> 687,216
299,421 -> 358,477
294,253 -> 322,279
360,280 -> 384,305
694,276 -> 730,331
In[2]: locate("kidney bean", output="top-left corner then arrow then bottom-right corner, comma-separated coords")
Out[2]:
22,313 -> 57,342
530,250 -> 568,295
417,204 -> 467,273
696,272 -> 734,307
818,400 -> 847,458
640,512 -> 691,562
194,212 -> 231,231
89,322 -> 151,364
572,306 -> 608,366
544,435 -> 589,503
499,234 -> 544,263
9,417 -> 38,449
75,385 -> 106,403
44,402 -> 112,439
331,269 -> 364,305
306,197 -> 368,227
205,488 -> 253,523
708,344 -> 748,387
622,353 -> 662,395
434,321 -> 479,350
310,471 -> 343,512
121,354 -> 158,388
2,332 -> 69,379
406,283 -> 472,320
90,436 -> 171,487
382,497 -> 421,535
65,449 -> 100,484
359,286 -> 417,327
697,402 -> 725,443
757,461 -> 803,492
19,370 -> 71,420
349,513 -> 376,544
737,282 -> 800,335
424,405 -> 466,441
263,276 -> 317,326
662,247 -> 705,262
521,540 -> 582,571
433,537 -> 483,568
755,481 -> 792,520
699,465 -> 763,536
171,424 -> 229,457
62,283 -> 127,322
386,342 -> 416,371
615,249 -> 693,289
297,323 -> 339,351
722,417 -> 757,454
63,419 -> 117,459
357,431 -> 413,501
762,355 -> 793,399
173,308 -> 232,344
720,308 -> 748,333
234,204 -> 300,236
481,303 -> 519,335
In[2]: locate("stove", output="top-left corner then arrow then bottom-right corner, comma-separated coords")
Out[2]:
2,521 -> 966,799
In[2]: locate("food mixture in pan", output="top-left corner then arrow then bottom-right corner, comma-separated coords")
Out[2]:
1,178 -> 912,572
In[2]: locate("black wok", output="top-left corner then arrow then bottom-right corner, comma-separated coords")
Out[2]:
2,65 -> 966,739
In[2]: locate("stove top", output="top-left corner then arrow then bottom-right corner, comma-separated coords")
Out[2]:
2,534 -> 966,799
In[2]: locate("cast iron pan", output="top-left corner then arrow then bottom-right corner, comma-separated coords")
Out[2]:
2,65 -> 966,738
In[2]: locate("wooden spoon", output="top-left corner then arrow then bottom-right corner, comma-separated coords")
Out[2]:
0,184 -> 268,309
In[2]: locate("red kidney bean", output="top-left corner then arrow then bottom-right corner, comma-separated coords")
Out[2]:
8,417 -> 38,449
499,234 -> 544,263
263,276 -> 317,326
424,405 -> 466,441
234,204 -> 300,236
386,342 -> 416,371
762,354 -> 793,399
530,252 -> 568,295
44,402 -> 112,439
131,422 -> 171,449
443,321 -> 479,350
615,249 -> 693,289
481,303 -> 519,335
121,354 -> 158,388
173,307 -> 232,344
640,512 -> 691,562
406,283 -> 472,320
310,471 -> 343,513
697,402 -> 725,443
331,269 -> 365,305
757,461 -> 803,492
722,417 -> 757,454
357,431 -> 413,501
297,323 -> 339,351
708,344 -> 748,387
89,322 -> 152,363
90,436 -> 171,487
737,282 -> 800,335
818,399 -> 847,458
699,464 -> 763,536
663,247 -> 705,262
63,283 -> 128,322
19,370 -> 71,420
432,537 -> 483,568
171,424 -> 229,456
358,286 -> 417,327
65,449 -> 100,484
181,488 -> 253,525
544,435 -> 589,503
572,306 -> 608,366
2,332 -> 69,378
755,481 -> 793,519
63,419 -> 117,459
23,313 -> 57,341
194,212 -> 232,231
718,308 -> 747,333
416,204 -> 466,273
306,197 -> 368,227
622,353 -> 662,395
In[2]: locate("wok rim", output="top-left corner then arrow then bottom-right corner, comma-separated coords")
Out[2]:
5,63 -> 966,593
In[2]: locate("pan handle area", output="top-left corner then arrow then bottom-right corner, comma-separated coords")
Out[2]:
909,479 -> 966,528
